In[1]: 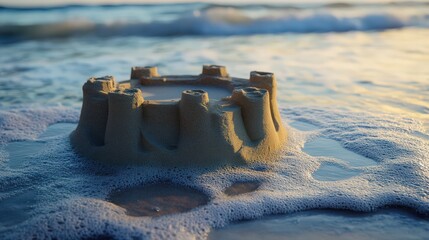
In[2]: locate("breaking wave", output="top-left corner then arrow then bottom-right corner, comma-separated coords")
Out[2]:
0,7 -> 428,41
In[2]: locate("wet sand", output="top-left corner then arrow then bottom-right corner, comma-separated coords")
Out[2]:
108,182 -> 208,217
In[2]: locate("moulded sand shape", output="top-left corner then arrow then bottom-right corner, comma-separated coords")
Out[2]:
70,65 -> 287,166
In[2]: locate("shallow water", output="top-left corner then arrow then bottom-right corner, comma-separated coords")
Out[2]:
209,209 -> 429,240
304,137 -> 377,167
1,1 -> 429,239
313,163 -> 362,181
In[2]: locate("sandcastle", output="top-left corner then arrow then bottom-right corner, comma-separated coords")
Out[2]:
70,65 -> 286,166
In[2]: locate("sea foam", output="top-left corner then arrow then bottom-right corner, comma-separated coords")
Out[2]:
0,106 -> 79,143
0,106 -> 428,239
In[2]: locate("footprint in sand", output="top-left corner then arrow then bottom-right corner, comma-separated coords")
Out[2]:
107,183 -> 209,217
224,181 -> 261,196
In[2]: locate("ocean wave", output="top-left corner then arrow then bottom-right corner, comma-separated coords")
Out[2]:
0,8 -> 428,41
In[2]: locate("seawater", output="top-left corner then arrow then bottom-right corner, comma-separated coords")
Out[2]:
0,1 -> 428,239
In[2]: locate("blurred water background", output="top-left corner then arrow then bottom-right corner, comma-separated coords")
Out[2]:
0,1 -> 428,128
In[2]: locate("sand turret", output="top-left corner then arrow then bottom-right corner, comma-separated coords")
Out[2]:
73,76 -> 116,147
70,65 -> 287,166
202,64 -> 229,77
131,66 -> 159,79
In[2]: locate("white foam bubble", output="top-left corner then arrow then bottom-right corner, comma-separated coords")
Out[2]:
0,106 -> 79,143
1,106 -> 428,239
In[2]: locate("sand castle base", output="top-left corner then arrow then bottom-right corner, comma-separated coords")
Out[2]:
70,65 -> 286,166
